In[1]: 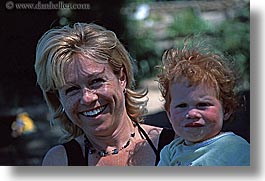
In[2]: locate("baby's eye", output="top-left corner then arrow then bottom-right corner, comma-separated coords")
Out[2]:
175,103 -> 188,108
197,102 -> 212,109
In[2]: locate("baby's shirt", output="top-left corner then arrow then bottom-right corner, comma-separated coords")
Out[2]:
158,132 -> 250,166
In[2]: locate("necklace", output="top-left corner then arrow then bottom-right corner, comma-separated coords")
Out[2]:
84,132 -> 135,158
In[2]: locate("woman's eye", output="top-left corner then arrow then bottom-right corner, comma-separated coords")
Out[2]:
90,78 -> 105,88
92,78 -> 104,83
65,86 -> 79,95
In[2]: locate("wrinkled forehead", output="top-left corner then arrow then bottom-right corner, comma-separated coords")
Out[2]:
63,53 -> 108,83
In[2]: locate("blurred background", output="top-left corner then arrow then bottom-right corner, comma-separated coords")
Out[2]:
0,0 -> 249,165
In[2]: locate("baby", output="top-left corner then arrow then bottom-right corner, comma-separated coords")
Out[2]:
157,37 -> 250,166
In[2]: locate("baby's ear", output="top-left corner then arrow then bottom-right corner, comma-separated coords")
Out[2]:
166,110 -> 171,119
224,109 -> 233,121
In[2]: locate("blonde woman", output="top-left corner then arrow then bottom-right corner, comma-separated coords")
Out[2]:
35,22 -> 175,166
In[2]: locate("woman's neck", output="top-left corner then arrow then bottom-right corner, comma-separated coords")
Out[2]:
83,115 -> 135,152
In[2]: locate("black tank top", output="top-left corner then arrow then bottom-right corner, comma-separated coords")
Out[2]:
62,127 -> 175,166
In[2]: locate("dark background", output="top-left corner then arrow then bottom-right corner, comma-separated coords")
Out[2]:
0,0 -> 130,165
0,0 -> 127,109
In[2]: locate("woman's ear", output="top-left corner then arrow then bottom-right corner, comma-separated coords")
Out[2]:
119,68 -> 127,89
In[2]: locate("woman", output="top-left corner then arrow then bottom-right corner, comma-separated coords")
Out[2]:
35,22 -> 174,166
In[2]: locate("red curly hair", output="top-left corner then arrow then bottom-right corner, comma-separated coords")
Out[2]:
157,38 -> 238,122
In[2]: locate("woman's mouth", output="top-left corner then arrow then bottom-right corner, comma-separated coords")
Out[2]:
80,105 -> 107,117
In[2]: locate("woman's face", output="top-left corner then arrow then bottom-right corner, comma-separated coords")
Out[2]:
58,54 -> 127,136
168,79 -> 227,145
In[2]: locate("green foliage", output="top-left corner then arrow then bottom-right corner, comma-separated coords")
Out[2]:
217,21 -> 249,70
125,18 -> 162,83
167,8 -> 214,37
212,7 -> 250,91
124,1 -> 249,91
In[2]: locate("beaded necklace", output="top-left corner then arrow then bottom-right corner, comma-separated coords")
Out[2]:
84,132 -> 135,163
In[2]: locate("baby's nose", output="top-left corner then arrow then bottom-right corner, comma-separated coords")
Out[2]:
186,109 -> 201,119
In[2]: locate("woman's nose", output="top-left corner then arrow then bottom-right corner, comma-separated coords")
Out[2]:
186,109 -> 201,119
80,88 -> 98,104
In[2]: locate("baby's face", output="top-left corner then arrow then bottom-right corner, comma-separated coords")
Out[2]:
167,79 -> 225,145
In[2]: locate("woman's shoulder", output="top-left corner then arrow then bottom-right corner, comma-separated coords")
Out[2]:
137,123 -> 161,145
42,144 -> 68,166
140,123 -> 163,137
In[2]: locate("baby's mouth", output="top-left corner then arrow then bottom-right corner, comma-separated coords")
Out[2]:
184,122 -> 204,127
80,105 -> 107,117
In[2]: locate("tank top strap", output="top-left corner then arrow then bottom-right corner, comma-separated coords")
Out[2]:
155,127 -> 175,165
62,139 -> 86,166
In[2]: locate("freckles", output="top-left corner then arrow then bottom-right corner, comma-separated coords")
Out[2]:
63,97 -> 80,117
73,117 -> 83,127
65,107 -> 82,128
169,115 -> 181,126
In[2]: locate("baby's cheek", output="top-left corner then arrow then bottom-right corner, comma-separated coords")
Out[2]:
208,110 -> 224,122
169,116 -> 181,129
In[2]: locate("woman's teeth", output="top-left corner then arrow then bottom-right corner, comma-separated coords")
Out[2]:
82,105 -> 106,117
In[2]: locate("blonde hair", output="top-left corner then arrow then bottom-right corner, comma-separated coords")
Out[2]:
157,37 -> 238,121
35,23 -> 147,140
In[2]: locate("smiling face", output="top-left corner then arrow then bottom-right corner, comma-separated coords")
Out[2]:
58,53 -> 127,136
168,79 -> 229,145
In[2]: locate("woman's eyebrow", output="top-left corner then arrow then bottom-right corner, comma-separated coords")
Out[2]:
65,67 -> 107,85
85,68 -> 106,79
81,67 -> 106,77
